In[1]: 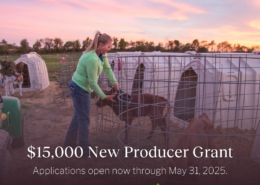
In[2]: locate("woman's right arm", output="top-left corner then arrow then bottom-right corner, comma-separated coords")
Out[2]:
102,55 -> 117,86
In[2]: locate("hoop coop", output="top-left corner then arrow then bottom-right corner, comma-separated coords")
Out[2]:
96,52 -> 260,185
14,52 -> 50,91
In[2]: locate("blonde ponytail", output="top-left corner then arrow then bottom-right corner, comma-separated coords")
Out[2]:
84,31 -> 112,53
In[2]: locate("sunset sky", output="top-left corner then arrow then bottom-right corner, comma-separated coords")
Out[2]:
0,0 -> 260,47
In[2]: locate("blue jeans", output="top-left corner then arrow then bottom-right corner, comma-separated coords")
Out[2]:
64,80 -> 91,154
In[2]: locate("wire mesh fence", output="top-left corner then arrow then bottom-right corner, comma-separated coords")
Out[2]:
2,51 -> 260,185
5,52 -> 259,184
53,55 -> 78,106
96,52 -> 260,185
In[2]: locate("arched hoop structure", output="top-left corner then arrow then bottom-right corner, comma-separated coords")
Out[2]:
14,52 -> 50,91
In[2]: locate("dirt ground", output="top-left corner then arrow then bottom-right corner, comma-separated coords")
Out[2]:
1,82 -> 260,185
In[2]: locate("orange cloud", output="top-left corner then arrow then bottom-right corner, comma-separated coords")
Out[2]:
249,19 -> 260,30
177,25 -> 260,47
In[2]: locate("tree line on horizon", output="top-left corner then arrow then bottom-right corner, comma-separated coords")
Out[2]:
0,37 -> 259,55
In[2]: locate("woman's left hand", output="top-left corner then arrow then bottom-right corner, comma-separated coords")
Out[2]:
113,83 -> 119,91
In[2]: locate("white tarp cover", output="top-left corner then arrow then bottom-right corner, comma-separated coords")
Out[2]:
14,52 -> 50,91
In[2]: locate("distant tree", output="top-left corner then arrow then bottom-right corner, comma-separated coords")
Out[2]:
44,38 -> 53,52
129,40 -> 136,50
191,39 -> 200,51
82,37 -> 92,50
174,40 -> 180,48
20,39 -> 29,53
119,38 -> 127,51
252,45 -> 260,50
1,39 -> 7,45
64,41 -> 75,51
143,41 -> 154,51
220,41 -> 229,52
74,39 -> 81,51
222,43 -> 225,52
0,39 -> 8,54
7,43 -> 15,49
155,42 -> 164,51
217,43 -> 223,52
112,37 -> 118,50
164,42 -> 169,50
197,46 -> 208,52
144,41 -> 148,50
172,40 -> 181,52
251,45 -> 260,53
208,40 -> 216,52
39,39 -> 44,46
147,41 -> 155,51
226,43 -> 232,52
247,48 -> 254,53
241,46 -> 248,52
135,40 -> 146,51
181,43 -> 192,52
173,46 -> 181,52
33,40 -> 42,52
216,41 -> 232,52
200,40 -> 208,47
168,41 -> 174,50
53,38 -> 63,52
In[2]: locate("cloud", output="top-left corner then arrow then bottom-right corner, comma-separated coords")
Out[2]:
149,0 -> 206,14
36,0 -> 207,21
249,19 -> 260,30
0,0 -> 260,47
62,1 -> 88,10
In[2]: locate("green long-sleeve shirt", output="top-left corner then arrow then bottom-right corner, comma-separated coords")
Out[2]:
72,50 -> 117,99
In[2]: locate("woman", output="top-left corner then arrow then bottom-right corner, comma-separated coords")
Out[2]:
64,31 -> 119,156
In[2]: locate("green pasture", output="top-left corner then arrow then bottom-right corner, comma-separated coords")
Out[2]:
0,52 -> 83,81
